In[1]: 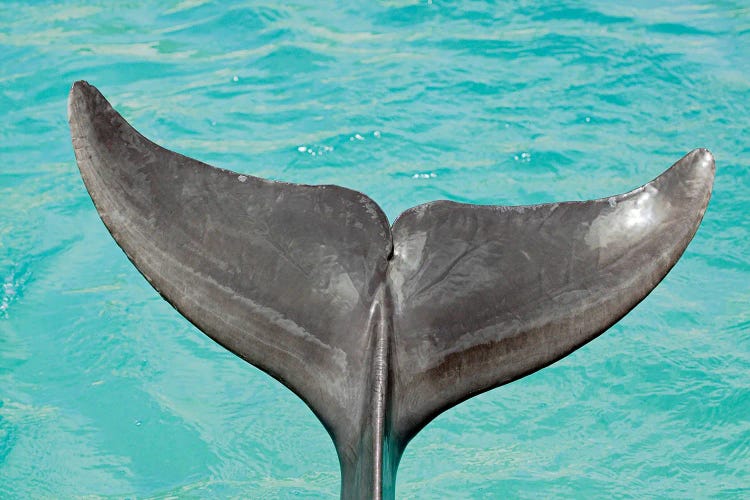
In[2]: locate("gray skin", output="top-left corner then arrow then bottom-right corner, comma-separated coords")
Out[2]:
68,81 -> 714,499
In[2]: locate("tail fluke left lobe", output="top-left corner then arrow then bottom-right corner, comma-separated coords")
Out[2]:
68,82 -> 394,487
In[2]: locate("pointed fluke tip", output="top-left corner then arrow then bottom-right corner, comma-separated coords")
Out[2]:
659,148 -> 715,199
68,80 -> 105,124
68,80 -> 89,123
682,147 -> 716,193
691,147 -> 715,169
69,80 -> 96,97
686,147 -> 716,177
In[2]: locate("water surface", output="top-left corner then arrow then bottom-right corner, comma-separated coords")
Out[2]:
1,1 -> 748,497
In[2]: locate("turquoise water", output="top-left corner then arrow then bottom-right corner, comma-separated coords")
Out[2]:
1,1 -> 748,497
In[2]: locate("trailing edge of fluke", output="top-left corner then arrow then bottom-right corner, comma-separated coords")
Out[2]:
68,81 -> 714,499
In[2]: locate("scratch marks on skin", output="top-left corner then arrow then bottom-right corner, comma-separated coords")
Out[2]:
389,231 -> 427,307
392,231 -> 427,270
322,269 -> 361,310
255,220 -> 313,279
411,243 -> 486,300
122,219 -> 352,379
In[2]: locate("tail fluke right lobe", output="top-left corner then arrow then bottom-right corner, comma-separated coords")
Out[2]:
387,149 -> 715,445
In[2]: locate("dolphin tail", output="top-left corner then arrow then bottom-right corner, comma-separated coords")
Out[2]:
68,81 -> 714,499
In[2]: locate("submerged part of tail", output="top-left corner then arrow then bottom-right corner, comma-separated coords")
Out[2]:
69,81 -> 714,499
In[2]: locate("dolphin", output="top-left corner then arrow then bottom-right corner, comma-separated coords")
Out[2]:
68,81 -> 714,499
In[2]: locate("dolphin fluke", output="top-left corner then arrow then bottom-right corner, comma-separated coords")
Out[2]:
68,81 -> 714,499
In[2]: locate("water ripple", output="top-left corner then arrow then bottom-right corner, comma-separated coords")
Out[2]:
1,1 -> 749,497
